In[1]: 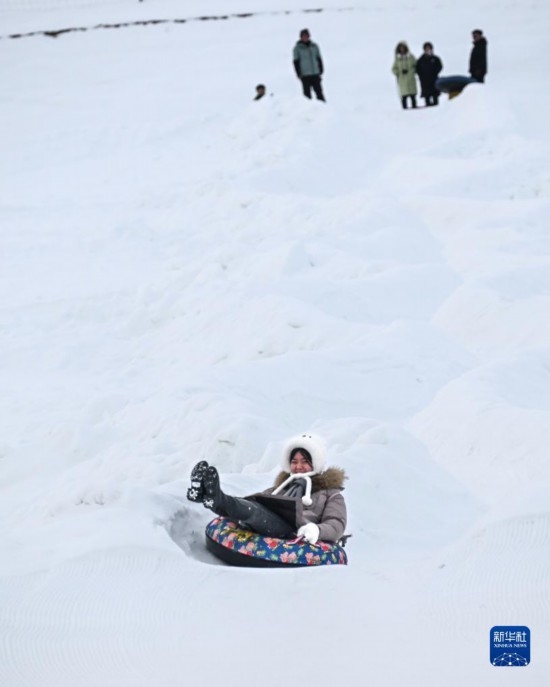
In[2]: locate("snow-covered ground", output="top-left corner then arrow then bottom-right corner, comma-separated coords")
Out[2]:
1,0 -> 549,684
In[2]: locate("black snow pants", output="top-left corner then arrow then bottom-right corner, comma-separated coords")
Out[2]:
212,494 -> 295,538
401,94 -> 417,109
301,75 -> 325,101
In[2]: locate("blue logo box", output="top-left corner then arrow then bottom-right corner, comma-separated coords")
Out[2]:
490,626 -> 530,666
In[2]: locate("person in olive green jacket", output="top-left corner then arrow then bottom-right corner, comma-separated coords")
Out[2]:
187,433 -> 347,543
392,41 -> 418,109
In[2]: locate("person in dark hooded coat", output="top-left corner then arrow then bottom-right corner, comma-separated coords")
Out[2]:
469,29 -> 488,82
416,42 -> 443,106
186,433 -> 347,544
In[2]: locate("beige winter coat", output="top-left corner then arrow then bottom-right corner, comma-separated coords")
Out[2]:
392,45 -> 418,96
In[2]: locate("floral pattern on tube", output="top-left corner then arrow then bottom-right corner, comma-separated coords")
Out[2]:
205,517 -> 348,566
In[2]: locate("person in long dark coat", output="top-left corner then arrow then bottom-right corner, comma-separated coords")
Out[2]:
416,42 -> 443,106
469,29 -> 488,82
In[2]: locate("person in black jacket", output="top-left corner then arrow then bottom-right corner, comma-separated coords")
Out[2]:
469,29 -> 488,83
416,42 -> 443,106
416,42 -> 443,107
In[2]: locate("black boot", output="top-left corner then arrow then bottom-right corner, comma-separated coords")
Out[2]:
186,460 -> 209,502
202,465 -> 225,511
201,467 -> 245,522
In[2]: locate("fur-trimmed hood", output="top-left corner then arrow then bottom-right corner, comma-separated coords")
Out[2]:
273,466 -> 346,493
395,40 -> 410,55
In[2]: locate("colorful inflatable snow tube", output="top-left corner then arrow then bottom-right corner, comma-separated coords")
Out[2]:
205,517 -> 348,568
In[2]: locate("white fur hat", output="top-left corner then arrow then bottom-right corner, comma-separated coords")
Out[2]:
281,433 -> 327,474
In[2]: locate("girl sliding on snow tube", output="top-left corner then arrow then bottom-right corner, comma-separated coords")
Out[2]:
186,433 -> 347,545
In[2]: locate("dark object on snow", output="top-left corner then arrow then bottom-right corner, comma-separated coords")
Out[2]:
435,75 -> 478,99
469,30 -> 488,83
205,517 -> 348,567
254,84 -> 266,100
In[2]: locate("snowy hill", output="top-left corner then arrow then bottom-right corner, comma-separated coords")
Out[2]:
1,1 -> 549,685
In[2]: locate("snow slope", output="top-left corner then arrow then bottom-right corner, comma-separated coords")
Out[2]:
1,1 -> 549,685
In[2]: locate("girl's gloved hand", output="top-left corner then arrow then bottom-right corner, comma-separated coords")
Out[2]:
297,523 -> 320,545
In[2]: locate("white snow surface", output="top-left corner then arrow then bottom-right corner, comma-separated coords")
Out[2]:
1,0 -> 550,685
